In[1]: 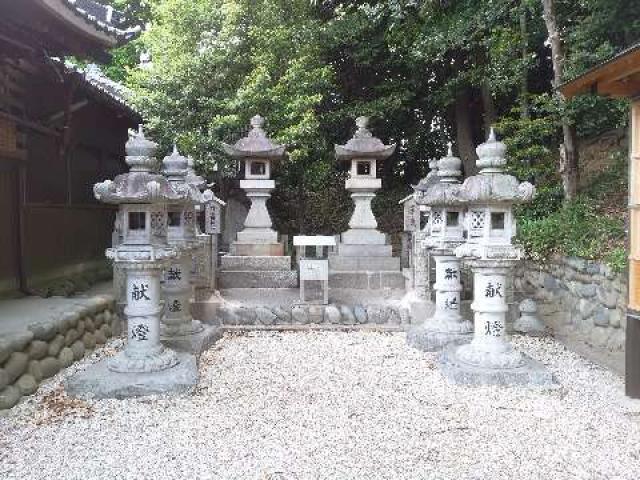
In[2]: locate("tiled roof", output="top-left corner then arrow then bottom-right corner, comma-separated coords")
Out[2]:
63,0 -> 141,43
63,60 -> 140,121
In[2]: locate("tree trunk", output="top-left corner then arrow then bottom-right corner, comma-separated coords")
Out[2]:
480,82 -> 497,135
519,9 -> 530,120
454,87 -> 478,176
542,0 -> 579,200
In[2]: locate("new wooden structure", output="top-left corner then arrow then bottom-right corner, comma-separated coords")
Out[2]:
561,42 -> 640,398
0,0 -> 141,297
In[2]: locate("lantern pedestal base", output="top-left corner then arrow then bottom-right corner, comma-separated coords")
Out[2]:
407,322 -> 472,352
161,323 -> 222,356
65,352 -> 198,400
438,344 -> 556,388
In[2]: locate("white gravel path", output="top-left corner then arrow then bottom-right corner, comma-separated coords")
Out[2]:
1,331 -> 640,480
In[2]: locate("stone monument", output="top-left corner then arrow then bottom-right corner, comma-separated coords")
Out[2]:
407,145 -> 473,351
160,146 -> 220,354
439,129 -> 555,387
218,115 -> 296,288
330,116 -> 403,289
66,127 -> 198,399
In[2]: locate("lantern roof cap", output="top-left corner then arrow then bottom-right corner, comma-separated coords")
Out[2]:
335,116 -> 396,161
461,129 -> 535,204
94,128 -> 184,204
416,143 -> 465,206
222,115 -> 286,159
162,145 -> 203,204
437,143 -> 462,182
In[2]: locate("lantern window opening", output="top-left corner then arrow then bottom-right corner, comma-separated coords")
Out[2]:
167,211 -> 182,227
356,160 -> 372,176
128,211 -> 146,231
490,212 -> 506,231
250,160 -> 267,176
446,211 -> 460,227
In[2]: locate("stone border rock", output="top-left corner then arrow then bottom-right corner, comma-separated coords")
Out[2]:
0,296 -> 122,410
216,303 -> 412,327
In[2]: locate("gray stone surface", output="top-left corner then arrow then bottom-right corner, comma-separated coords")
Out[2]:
47,335 -> 65,357
161,324 -> 222,356
335,244 -> 393,257
218,270 -> 298,289
4,352 -> 28,384
0,385 -> 20,410
329,271 -> 405,290
58,347 -> 74,368
340,305 -> 356,324
39,357 -> 61,379
407,325 -> 472,352
324,305 -> 341,324
27,360 -> 43,383
220,255 -> 292,271
354,305 -> 368,324
291,305 -> 309,324
329,256 -> 400,272
65,352 -> 199,400
439,344 -> 557,388
0,368 -> 8,390
16,374 -> 37,396
26,340 -> 49,360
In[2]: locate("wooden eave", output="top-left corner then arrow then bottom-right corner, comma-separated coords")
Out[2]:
560,43 -> 640,99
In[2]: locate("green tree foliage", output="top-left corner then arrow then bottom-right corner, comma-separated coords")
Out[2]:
100,0 -> 637,260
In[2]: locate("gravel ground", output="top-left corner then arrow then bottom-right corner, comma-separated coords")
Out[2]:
1,331 -> 640,480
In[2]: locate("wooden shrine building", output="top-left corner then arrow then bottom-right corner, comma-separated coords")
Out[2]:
561,42 -> 640,398
0,0 -> 141,297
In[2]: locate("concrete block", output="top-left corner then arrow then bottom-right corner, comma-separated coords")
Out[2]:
329,256 -> 400,271
220,255 -> 292,271
161,324 -> 221,356
336,244 -> 392,257
341,229 -> 386,245
218,270 -> 298,289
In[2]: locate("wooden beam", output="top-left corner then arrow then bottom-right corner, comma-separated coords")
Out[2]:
0,110 -> 59,137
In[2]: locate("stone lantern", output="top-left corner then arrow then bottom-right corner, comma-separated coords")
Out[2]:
218,115 -> 296,289
330,116 -> 403,289
222,115 -> 286,257
160,146 -> 219,354
439,129 -> 554,387
335,116 -> 396,249
408,145 -> 472,351
67,127 -> 198,399
411,157 -> 441,300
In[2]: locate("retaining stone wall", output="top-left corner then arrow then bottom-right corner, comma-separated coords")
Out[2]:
514,256 -> 626,353
217,303 -> 413,326
0,297 -> 122,410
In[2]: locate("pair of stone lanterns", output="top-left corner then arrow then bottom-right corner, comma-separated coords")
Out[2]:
67,127 -> 216,398
408,130 -> 554,387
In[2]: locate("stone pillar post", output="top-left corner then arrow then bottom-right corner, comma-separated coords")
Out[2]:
432,253 -> 464,324
161,255 -> 203,337
455,263 -> 522,368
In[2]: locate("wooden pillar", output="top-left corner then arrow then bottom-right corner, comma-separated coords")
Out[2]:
627,98 -> 640,398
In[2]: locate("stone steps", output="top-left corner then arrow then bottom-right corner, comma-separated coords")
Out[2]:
329,256 -> 400,272
220,255 -> 292,271
328,271 -> 405,290
217,270 -> 298,289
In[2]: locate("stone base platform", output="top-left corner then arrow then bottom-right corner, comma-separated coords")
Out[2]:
218,255 -> 297,288
336,244 -> 392,257
407,325 -> 472,352
230,242 -> 284,257
329,271 -> 404,290
329,255 -> 400,271
438,344 -> 557,388
161,324 -> 222,356
65,352 -> 199,400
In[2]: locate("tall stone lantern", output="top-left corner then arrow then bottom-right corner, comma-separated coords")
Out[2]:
160,146 -> 220,354
223,115 -> 286,257
439,130 -> 554,387
408,145 -> 472,351
66,127 -> 198,399
330,116 -> 403,290
335,116 -> 396,250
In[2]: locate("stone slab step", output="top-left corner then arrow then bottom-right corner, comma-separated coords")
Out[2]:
218,270 -> 298,289
328,271 -> 405,290
220,255 -> 292,271
329,256 -> 400,272
336,244 -> 393,257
